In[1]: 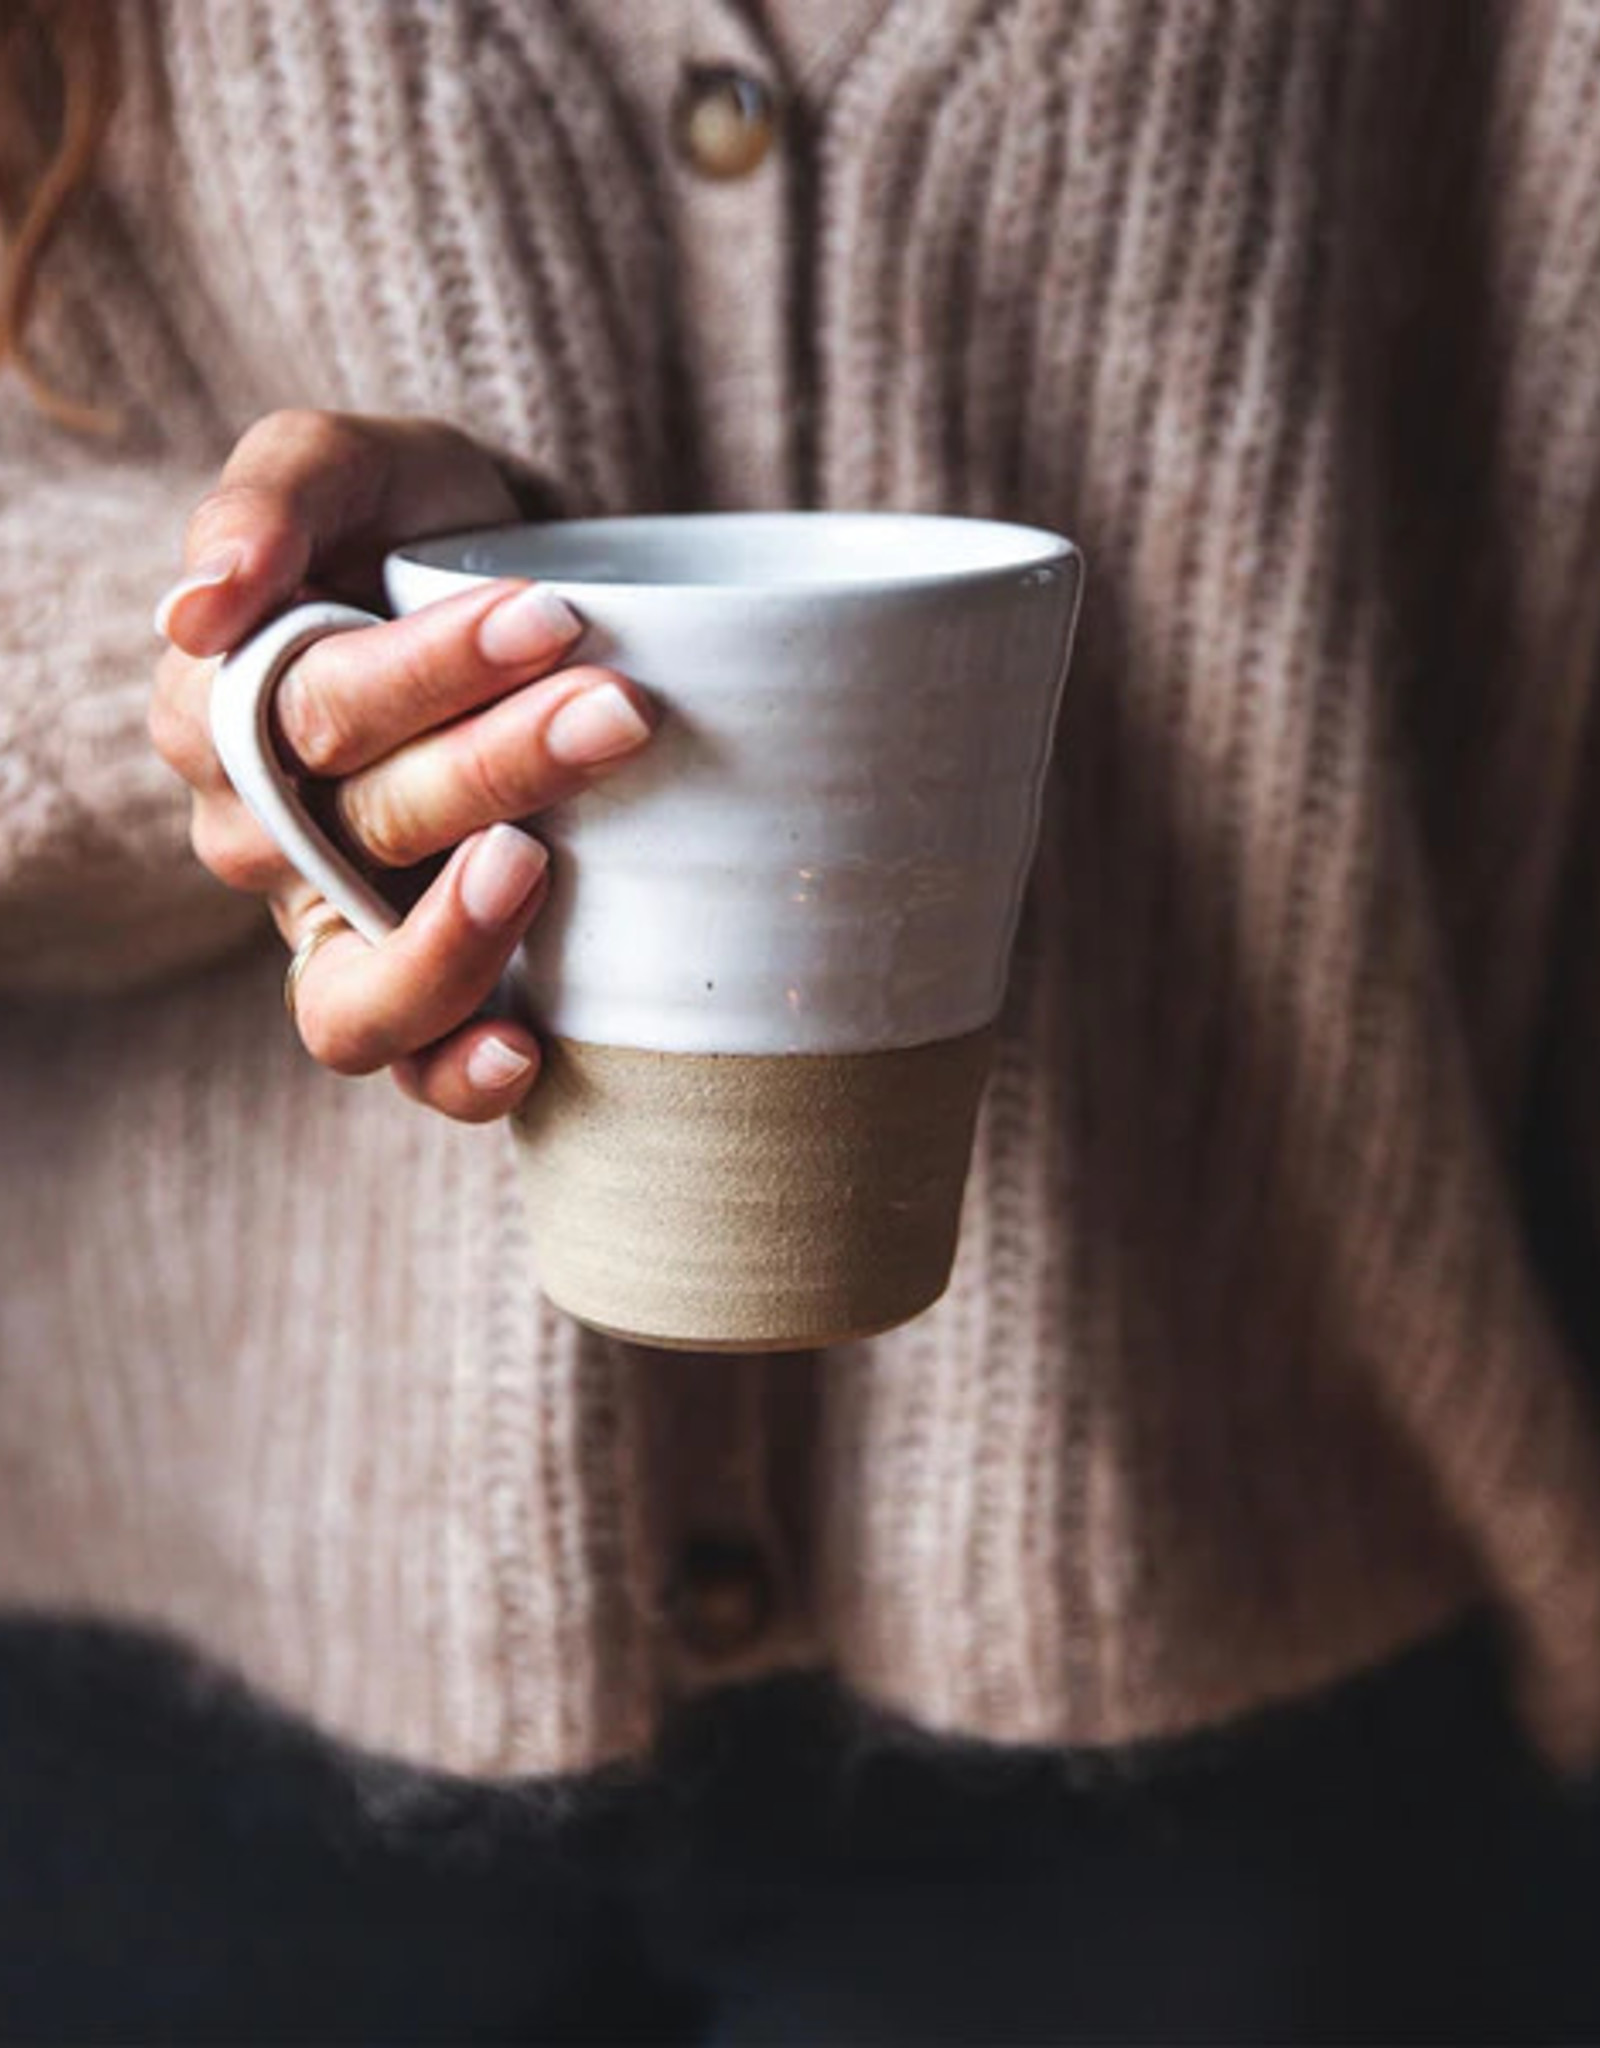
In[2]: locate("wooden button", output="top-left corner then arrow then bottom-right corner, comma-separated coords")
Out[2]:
673,66 -> 778,181
667,1533 -> 776,1658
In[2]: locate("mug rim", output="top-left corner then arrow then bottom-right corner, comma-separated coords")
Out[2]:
388,509 -> 1079,597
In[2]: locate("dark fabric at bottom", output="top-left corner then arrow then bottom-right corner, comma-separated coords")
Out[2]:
0,1614 -> 1596,2044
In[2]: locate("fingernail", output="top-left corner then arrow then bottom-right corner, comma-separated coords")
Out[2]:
477,583 -> 581,665
546,682 -> 653,768
465,1035 -> 536,1091
152,547 -> 244,640
458,822 -> 549,928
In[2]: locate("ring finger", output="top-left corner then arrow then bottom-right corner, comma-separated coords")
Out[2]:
274,822 -> 549,1076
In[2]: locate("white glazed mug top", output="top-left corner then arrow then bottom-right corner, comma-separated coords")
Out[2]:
211,512 -> 1081,1059
396,509 -> 1073,592
386,513 -> 1081,1056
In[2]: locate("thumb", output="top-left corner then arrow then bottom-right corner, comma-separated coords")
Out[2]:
154,411 -> 397,657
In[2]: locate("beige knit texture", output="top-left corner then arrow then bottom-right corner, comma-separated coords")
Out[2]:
4,0 -> 1600,1777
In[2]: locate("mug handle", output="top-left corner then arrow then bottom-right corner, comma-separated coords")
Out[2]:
209,601 -> 401,943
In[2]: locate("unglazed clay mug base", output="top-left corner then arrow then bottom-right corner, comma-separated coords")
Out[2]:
211,513 -> 1083,1351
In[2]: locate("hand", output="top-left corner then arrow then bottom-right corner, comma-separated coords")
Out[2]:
148,410 -> 656,1122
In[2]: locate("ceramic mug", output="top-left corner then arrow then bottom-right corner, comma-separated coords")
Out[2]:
212,511 -> 1083,1350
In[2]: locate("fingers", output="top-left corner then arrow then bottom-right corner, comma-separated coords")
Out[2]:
271,577 -> 583,776
154,556 -> 593,816
153,586 -> 652,889
149,407 -> 581,1128
392,1020 -> 543,1124
190,792 -> 303,896
155,413 -> 392,654
154,410 -> 518,657
280,823 -> 549,1077
149,643 -> 231,793
336,664 -> 655,869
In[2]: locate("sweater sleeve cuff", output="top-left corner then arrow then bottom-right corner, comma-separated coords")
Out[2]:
0,457 -> 265,996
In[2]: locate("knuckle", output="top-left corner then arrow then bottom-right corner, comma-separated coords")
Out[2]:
189,802 -> 284,894
239,407 -> 380,507
456,719 -> 524,822
179,491 -> 224,556
337,772 -> 420,870
232,406 -> 346,471
278,646 -> 357,774
183,480 -> 265,556
296,993 -> 387,1078
208,410 -> 369,544
407,414 -> 476,462
390,623 -> 455,725
187,804 -> 230,879
367,610 -> 473,735
148,656 -> 214,783
146,679 -> 189,771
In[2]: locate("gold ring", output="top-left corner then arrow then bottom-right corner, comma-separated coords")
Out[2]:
283,910 -> 350,1026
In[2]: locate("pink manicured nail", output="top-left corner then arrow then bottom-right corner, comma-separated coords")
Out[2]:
545,682 -> 652,767
458,823 -> 549,928
477,583 -> 581,665
152,547 -> 244,639
465,1035 -> 535,1091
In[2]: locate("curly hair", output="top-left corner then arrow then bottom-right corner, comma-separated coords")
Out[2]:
0,0 -> 120,434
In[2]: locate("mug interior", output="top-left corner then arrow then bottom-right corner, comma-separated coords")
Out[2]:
394,510 -> 1074,592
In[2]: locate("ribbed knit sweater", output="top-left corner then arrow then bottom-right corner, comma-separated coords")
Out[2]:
5,0 -> 1600,1780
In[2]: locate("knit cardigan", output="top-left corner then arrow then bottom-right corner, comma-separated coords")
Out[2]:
4,0 -> 1600,1780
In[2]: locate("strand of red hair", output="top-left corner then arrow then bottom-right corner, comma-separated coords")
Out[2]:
0,0 -> 120,436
